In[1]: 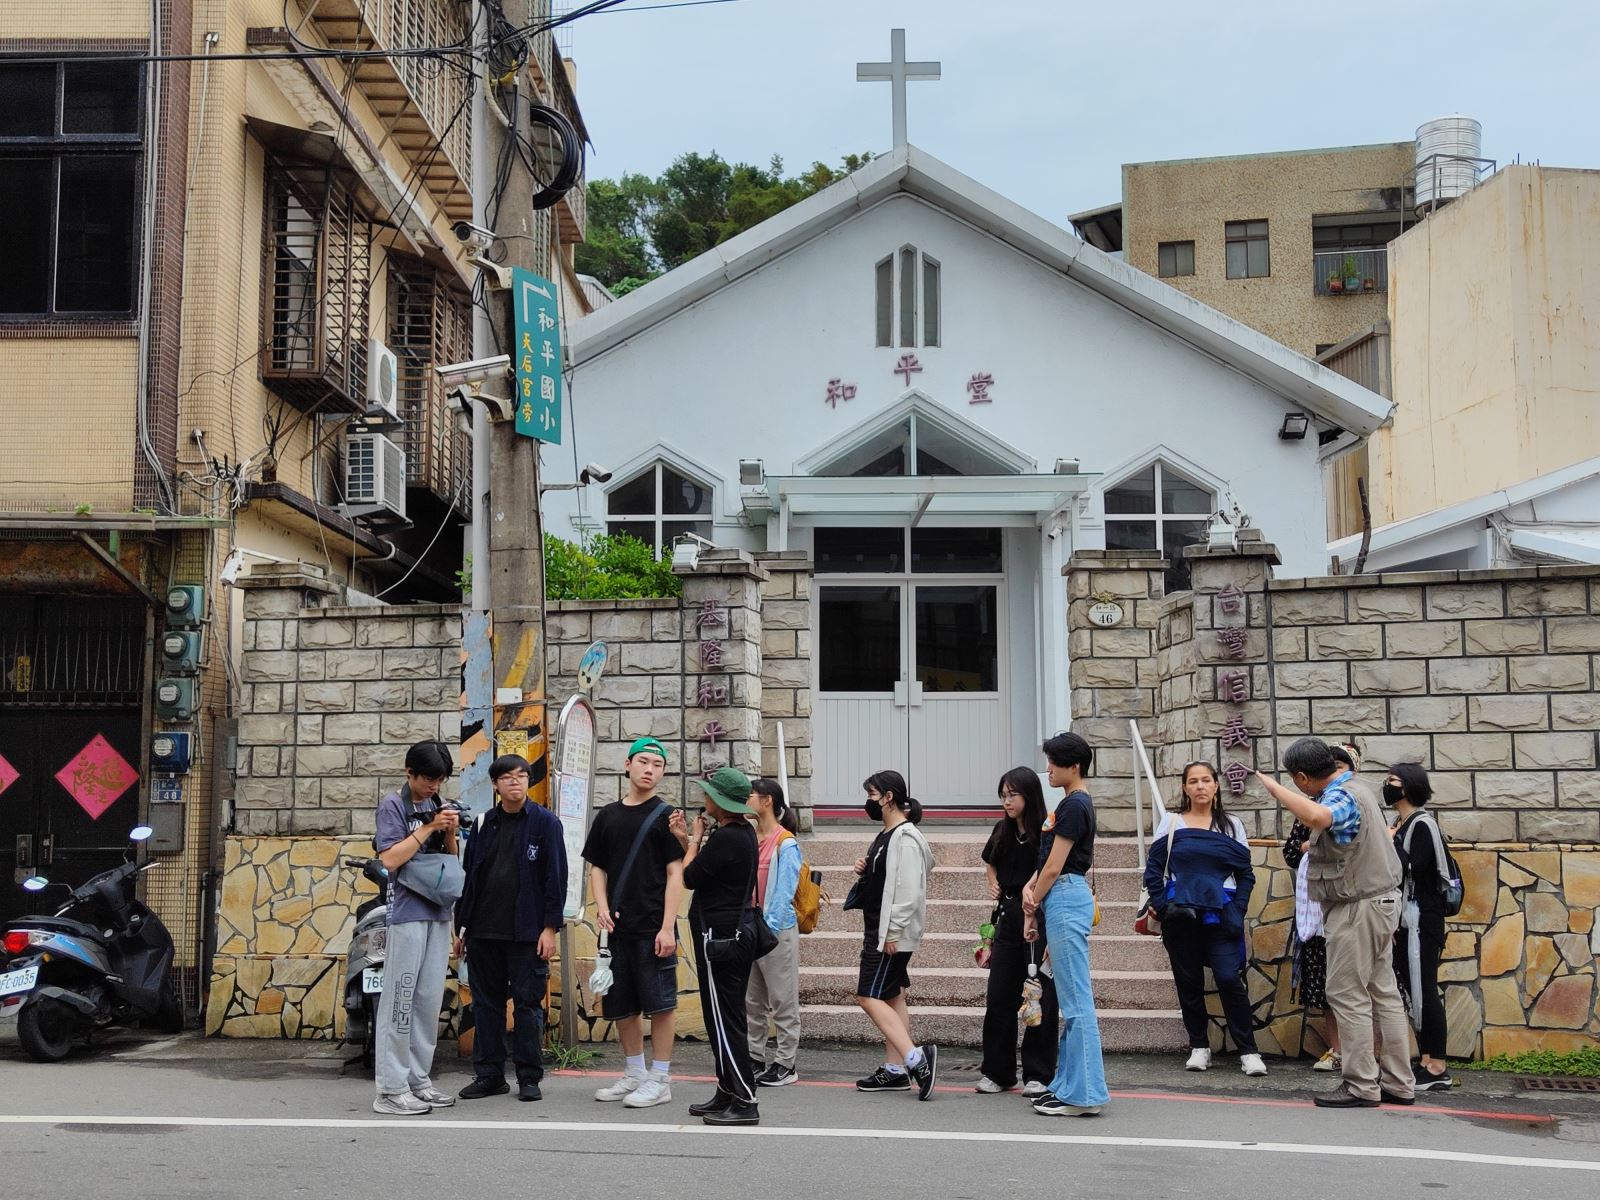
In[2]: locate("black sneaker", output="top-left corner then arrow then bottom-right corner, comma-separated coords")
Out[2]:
856,1066 -> 911,1092
458,1076 -> 509,1100
757,1064 -> 798,1088
907,1044 -> 938,1101
1032,1093 -> 1103,1117
1414,1065 -> 1453,1092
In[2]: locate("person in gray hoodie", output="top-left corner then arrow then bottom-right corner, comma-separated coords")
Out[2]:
850,770 -> 938,1100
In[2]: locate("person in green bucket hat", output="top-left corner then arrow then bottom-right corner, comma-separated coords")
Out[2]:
669,767 -> 763,1125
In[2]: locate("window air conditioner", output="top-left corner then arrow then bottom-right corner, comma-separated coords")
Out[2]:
342,431 -> 407,522
366,337 -> 400,421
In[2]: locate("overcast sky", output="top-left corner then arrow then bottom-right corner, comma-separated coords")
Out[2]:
564,0 -> 1598,220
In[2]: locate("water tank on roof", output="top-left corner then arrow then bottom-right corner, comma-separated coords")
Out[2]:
1414,115 -> 1483,214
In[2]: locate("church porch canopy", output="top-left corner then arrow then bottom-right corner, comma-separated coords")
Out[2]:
756,472 -> 1097,535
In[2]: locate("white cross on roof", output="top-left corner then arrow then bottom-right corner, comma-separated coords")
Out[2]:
856,28 -> 941,150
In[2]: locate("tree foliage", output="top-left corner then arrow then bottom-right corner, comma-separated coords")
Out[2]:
544,532 -> 682,601
575,151 -> 873,291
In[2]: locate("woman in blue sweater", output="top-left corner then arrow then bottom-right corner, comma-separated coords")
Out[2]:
1144,761 -> 1265,1077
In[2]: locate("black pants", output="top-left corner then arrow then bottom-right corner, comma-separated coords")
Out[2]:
1162,919 -> 1257,1054
1394,912 -> 1447,1059
467,937 -> 547,1085
979,898 -> 1059,1087
691,914 -> 758,1104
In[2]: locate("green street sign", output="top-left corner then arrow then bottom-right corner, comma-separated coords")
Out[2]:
513,267 -> 562,443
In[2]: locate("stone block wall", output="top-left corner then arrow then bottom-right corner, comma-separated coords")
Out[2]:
1235,842 -> 1599,1060
756,552 -> 814,823
234,563 -> 463,838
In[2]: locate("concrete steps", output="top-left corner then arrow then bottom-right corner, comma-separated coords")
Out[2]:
794,829 -> 1187,1052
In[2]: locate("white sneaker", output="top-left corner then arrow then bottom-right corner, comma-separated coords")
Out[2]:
373,1092 -> 431,1115
974,1076 -> 1008,1094
411,1086 -> 456,1108
622,1072 -> 673,1109
1185,1048 -> 1212,1072
1313,1049 -> 1340,1073
595,1072 -> 646,1103
1021,1080 -> 1049,1098
1240,1053 -> 1268,1077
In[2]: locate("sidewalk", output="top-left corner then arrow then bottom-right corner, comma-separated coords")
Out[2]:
99,1031 -> 1559,1107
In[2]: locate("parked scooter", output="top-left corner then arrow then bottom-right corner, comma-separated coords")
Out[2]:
0,826 -> 183,1061
340,855 -> 389,1070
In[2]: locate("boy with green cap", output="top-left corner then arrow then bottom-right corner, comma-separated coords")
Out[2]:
581,737 -> 685,1108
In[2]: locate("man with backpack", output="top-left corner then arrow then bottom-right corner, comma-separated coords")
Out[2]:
744,778 -> 817,1087
454,754 -> 568,1103
581,737 -> 686,1109
1385,763 -> 1460,1093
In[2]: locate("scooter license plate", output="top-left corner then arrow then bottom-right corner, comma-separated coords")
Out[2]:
362,967 -> 384,994
0,965 -> 38,997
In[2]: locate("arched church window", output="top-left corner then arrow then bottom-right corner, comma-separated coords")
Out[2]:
605,461 -> 713,556
874,246 -> 941,349
1103,462 -> 1215,593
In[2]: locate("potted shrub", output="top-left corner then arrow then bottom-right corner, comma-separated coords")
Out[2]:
1341,255 -> 1361,293
1326,272 -> 1344,294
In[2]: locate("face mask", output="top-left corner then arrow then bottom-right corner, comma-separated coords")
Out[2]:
1381,783 -> 1404,806
864,798 -> 884,822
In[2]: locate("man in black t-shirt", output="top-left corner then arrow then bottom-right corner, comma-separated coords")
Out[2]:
455,754 -> 567,1103
581,737 -> 686,1110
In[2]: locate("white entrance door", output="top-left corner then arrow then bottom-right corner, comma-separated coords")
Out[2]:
813,528 -> 1008,810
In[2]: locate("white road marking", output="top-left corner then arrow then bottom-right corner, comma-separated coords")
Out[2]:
1,1114 -> 1595,1172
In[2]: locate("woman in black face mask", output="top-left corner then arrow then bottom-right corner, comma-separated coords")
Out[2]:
1385,762 -> 1452,1092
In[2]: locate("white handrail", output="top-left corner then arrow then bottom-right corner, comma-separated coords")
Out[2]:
1129,720 -> 1168,864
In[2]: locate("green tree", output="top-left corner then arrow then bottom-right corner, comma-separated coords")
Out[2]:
575,151 -> 873,291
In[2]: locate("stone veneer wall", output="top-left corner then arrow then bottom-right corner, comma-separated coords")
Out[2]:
755,553 -> 814,823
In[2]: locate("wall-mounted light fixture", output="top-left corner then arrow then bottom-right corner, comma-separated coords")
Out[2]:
1278,412 -> 1311,441
1053,458 -> 1080,475
739,459 -> 765,487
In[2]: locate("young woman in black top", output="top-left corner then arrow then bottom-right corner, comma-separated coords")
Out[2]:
1386,762 -> 1452,1092
977,767 -> 1058,1095
671,767 -> 762,1125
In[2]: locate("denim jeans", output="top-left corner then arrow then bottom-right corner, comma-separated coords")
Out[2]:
1042,874 -> 1109,1107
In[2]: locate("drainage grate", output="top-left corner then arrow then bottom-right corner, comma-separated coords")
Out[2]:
1516,1076 -> 1600,1093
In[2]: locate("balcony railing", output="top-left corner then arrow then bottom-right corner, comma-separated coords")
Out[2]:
1314,248 -> 1388,297
549,54 -> 588,245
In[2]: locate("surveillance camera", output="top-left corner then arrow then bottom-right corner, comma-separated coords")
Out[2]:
435,355 -> 512,390
446,381 -> 514,423
578,463 -> 613,485
452,220 -> 496,253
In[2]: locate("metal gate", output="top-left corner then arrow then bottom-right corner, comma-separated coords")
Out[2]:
0,596 -> 146,923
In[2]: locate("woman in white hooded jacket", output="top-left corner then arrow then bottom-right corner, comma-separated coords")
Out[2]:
850,770 -> 939,1100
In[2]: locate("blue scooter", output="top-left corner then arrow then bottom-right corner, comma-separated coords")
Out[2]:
0,826 -> 183,1061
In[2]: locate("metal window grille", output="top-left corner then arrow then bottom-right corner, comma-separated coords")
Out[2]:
388,261 -> 471,510
0,595 -> 144,709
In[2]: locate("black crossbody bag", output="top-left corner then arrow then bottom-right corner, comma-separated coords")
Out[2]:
703,825 -> 779,965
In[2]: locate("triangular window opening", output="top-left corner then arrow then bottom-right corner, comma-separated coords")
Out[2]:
813,409 -> 1018,479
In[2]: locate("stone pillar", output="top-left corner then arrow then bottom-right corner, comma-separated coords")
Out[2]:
1185,534 -> 1281,838
755,552 -> 814,829
676,549 -> 767,790
1064,550 -> 1168,832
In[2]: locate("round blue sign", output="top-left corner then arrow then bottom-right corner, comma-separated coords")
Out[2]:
577,640 -> 608,691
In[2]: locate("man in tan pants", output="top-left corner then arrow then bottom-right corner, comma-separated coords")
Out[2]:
1259,738 -> 1414,1108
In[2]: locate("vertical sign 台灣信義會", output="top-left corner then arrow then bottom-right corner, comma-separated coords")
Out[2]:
513,267 -> 562,443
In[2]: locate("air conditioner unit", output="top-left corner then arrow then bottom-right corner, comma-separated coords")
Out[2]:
366,338 -> 399,420
342,431 -> 407,522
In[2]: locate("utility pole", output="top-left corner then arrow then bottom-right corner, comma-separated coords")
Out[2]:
480,12 -> 550,808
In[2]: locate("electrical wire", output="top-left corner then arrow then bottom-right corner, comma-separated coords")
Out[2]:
373,474 -> 467,599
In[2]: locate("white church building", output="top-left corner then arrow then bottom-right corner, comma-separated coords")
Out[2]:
542,136 -> 1391,810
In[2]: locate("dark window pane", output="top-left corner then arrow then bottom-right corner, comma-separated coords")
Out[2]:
1105,520 -> 1157,551
1162,519 -> 1209,592
1158,240 -> 1193,278
854,442 -> 906,477
1178,242 -> 1194,275
1161,472 -> 1213,514
819,585 -> 900,692
56,155 -> 139,312
1224,221 -> 1245,237
916,585 -> 997,692
1104,465 -> 1155,514
62,63 -> 140,135
922,257 -> 939,347
661,465 -> 711,514
911,527 -> 1002,573
875,256 -> 892,347
0,64 -> 56,136
0,157 -> 52,313
1225,240 -> 1247,280
607,467 -> 655,515
1246,238 -> 1270,278
914,446 -> 961,476
661,520 -> 711,549
898,246 -> 916,348
606,520 -> 657,551
815,527 -> 904,573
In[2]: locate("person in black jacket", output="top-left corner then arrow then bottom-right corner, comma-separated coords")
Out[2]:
670,766 -> 762,1126
1386,762 -> 1452,1092
976,767 -> 1058,1096
454,755 -> 568,1102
